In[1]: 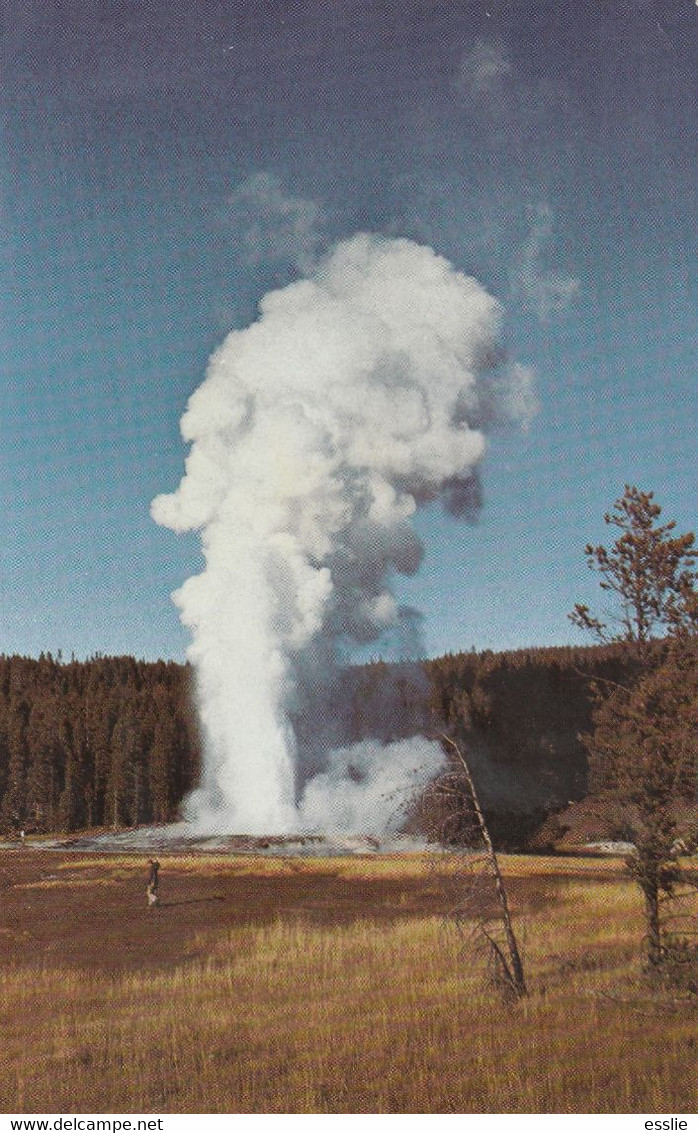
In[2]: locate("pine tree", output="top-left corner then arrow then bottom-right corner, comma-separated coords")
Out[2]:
570,485 -> 696,652
25,697 -> 63,831
572,487 -> 697,967
0,697 -> 30,831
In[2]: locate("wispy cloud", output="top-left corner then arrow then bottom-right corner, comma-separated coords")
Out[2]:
510,202 -> 581,324
453,35 -> 576,134
227,172 -> 325,272
455,37 -> 512,102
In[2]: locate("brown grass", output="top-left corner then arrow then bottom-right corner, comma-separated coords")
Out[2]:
0,850 -> 695,1113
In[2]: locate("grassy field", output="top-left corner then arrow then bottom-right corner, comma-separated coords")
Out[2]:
0,848 -> 695,1113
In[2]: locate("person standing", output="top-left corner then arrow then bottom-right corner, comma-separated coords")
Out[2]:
146,859 -> 160,906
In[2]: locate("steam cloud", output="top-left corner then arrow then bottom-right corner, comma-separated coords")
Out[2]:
152,233 -> 533,834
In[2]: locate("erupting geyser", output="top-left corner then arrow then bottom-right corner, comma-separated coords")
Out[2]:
152,233 -> 534,835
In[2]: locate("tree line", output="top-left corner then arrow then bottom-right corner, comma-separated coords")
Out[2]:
0,654 -> 200,834
0,487 -> 694,876
0,638 -> 643,841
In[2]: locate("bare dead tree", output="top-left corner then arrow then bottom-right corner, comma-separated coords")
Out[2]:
418,733 -> 527,1001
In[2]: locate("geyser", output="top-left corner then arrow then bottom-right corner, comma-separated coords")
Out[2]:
152,233 -> 533,834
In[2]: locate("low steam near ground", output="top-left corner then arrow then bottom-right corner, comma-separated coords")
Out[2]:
152,233 -> 535,835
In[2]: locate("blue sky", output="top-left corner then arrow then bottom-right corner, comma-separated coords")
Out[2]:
1,0 -> 696,662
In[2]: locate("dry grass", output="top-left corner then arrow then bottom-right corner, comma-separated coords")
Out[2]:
0,850 -> 695,1113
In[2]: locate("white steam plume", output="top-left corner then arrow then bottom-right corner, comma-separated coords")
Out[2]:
298,738 -> 445,836
152,233 -> 533,835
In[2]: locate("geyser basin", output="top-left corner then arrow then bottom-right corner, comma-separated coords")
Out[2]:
21,826 -> 428,857
152,232 -> 534,836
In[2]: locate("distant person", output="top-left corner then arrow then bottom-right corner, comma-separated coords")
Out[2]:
146,858 -> 160,907
19,829 -> 25,847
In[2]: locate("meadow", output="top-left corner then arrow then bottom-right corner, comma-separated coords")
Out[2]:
0,849 -> 695,1114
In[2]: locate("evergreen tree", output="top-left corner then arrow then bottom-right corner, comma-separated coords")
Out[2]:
25,697 -> 63,830
572,486 -> 697,967
585,631 -> 697,965
149,711 -> 175,824
570,485 -> 696,652
0,697 -> 30,831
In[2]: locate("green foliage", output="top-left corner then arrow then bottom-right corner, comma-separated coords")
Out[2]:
0,655 -> 200,834
0,641 -> 640,841
0,628 -> 685,847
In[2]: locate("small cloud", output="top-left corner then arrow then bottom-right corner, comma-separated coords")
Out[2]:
227,172 -> 325,273
452,35 -> 577,136
499,362 -> 539,429
455,37 -> 512,101
509,202 -> 581,324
